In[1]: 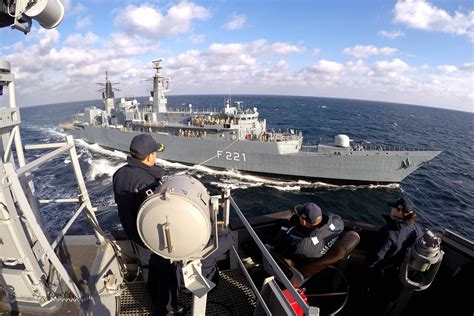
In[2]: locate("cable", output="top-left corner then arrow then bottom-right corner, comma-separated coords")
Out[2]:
303,266 -> 350,316
402,178 -> 457,233
172,137 -> 241,178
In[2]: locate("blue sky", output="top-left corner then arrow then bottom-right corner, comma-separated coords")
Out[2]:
1,0 -> 472,112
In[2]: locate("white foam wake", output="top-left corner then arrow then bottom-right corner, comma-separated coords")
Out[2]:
86,158 -> 125,181
69,139 -> 400,192
75,139 -> 128,159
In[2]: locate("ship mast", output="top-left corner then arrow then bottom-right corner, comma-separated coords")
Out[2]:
151,59 -> 170,113
97,70 -> 119,114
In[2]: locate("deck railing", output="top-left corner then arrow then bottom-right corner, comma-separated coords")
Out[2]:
219,190 -> 319,315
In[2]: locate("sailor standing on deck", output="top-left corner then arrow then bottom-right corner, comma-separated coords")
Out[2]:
367,195 -> 423,269
366,194 -> 423,315
113,134 -> 181,315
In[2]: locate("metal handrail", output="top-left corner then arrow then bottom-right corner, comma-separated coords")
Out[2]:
227,195 -> 317,315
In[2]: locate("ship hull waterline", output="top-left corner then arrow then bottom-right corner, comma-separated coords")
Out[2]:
63,125 -> 441,185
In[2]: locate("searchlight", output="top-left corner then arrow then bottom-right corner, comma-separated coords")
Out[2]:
136,175 -> 221,314
0,0 -> 64,34
137,174 -> 219,261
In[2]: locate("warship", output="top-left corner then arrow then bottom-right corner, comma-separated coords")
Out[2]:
59,60 -> 441,185
1,2 -> 472,316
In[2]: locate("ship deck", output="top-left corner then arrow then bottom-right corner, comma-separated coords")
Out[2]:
120,269 -> 256,315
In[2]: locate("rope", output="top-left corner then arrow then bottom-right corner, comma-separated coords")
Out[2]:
170,137 -> 240,177
402,178 -> 457,233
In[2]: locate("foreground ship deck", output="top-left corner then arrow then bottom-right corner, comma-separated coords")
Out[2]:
2,209 -> 471,316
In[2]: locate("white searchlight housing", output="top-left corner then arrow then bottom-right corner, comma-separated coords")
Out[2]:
1,0 -> 64,34
136,175 -> 218,261
24,0 -> 64,29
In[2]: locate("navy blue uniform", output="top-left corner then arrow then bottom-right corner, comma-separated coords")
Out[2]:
367,214 -> 423,269
275,213 -> 344,261
113,156 -> 177,315
365,215 -> 423,314
113,156 -> 163,247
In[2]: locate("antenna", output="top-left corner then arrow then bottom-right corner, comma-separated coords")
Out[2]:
96,70 -> 120,92
226,85 -> 232,108
152,59 -> 163,74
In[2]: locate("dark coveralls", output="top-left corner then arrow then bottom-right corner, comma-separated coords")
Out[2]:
367,214 -> 423,269
274,213 -> 345,262
366,214 -> 423,314
113,156 -> 178,315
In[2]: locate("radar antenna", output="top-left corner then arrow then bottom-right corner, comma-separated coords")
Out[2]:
96,71 -> 118,114
96,71 -> 120,92
149,59 -> 170,113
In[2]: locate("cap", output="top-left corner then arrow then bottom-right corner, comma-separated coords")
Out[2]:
388,195 -> 414,214
130,134 -> 164,159
295,202 -> 322,225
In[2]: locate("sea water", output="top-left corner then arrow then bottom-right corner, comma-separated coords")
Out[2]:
19,95 -> 473,239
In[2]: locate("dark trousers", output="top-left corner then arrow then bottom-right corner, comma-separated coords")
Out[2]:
147,253 -> 179,315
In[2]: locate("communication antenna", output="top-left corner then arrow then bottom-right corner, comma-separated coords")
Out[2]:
96,70 -> 120,92
96,71 -> 119,113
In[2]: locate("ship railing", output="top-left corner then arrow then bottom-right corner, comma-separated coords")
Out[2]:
0,134 -> 109,300
218,189 -> 319,315
274,133 -> 302,142
301,141 -> 435,152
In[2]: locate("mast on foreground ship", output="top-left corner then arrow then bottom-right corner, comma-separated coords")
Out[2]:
60,59 -> 441,184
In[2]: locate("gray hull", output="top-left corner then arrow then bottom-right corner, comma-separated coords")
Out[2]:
64,125 -> 440,184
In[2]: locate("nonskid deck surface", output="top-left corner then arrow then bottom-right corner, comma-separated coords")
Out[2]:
120,269 -> 256,315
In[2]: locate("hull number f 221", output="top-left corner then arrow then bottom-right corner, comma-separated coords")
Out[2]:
217,150 -> 247,162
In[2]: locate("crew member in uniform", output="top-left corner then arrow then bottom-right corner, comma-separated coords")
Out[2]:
273,202 -> 344,263
366,194 -> 423,315
367,195 -> 422,269
113,134 -> 181,315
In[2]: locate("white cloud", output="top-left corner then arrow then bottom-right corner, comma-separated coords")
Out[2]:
62,0 -> 86,16
307,59 -> 344,74
343,45 -> 398,58
6,30 -> 472,112
105,33 -> 160,57
459,63 -> 474,73
436,64 -> 458,74
378,30 -> 405,39
115,2 -> 210,39
373,58 -> 411,74
188,34 -> 205,44
64,32 -> 99,47
223,13 -> 247,30
274,59 -> 289,72
264,42 -> 303,55
76,15 -> 92,30
206,40 -> 303,58
394,0 -> 474,41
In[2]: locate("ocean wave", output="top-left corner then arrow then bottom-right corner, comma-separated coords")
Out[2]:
86,158 -> 125,181
74,139 -> 128,159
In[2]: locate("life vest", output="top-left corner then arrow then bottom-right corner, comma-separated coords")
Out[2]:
283,213 -> 344,259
